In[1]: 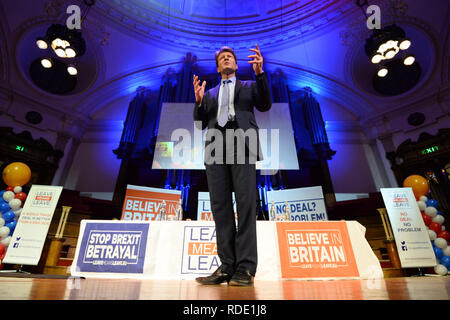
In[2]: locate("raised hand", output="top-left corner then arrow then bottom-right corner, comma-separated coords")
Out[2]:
193,75 -> 206,105
248,44 -> 264,75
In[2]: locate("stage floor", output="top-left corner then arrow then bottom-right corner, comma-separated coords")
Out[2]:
0,276 -> 449,300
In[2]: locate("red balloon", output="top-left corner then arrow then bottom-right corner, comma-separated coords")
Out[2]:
5,186 -> 14,192
421,212 -> 432,226
14,192 -> 27,202
429,222 -> 442,234
0,242 -> 4,255
437,230 -> 450,241
0,250 -> 5,261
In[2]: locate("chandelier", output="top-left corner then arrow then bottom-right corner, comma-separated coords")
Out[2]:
35,24 -> 86,76
365,24 -> 415,78
34,0 -> 95,77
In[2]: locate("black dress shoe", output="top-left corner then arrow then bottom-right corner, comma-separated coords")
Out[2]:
228,269 -> 254,286
195,266 -> 233,285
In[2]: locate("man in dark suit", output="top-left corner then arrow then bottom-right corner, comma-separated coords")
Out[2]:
193,45 -> 272,286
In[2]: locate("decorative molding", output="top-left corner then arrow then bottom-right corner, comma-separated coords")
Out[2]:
326,120 -> 369,145
325,120 -> 363,132
361,85 -> 450,126
0,3 -> 10,84
73,56 -> 377,122
74,59 -> 185,116
86,119 -> 124,132
93,0 -> 356,53
441,6 -> 450,85
267,59 -> 376,119
44,0 -> 68,17
339,0 -> 402,47
42,0 -> 110,47
0,86 -> 13,112
0,83 -> 90,141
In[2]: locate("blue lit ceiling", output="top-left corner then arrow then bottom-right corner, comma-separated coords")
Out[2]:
97,0 -> 355,52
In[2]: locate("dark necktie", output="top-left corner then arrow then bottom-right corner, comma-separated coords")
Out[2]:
218,80 -> 232,127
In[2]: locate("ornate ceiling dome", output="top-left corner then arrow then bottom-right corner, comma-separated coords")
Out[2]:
97,0 -> 355,52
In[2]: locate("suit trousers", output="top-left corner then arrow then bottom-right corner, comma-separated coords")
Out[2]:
204,121 -> 258,276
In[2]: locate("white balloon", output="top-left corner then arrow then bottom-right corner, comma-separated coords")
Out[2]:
443,247 -> 450,257
434,264 -> 448,276
435,238 -> 448,249
0,235 -> 11,247
419,196 -> 428,202
12,207 -> 22,214
8,198 -> 21,210
417,201 -> 427,211
428,229 -> 437,241
432,215 -> 445,225
0,218 -> 4,227
442,226 -> 446,231
13,208 -> 22,218
13,186 -> 22,194
3,191 -> 14,202
0,226 -> 10,239
424,206 -> 437,218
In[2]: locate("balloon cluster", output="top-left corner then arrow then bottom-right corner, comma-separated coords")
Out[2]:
417,196 -> 450,276
0,162 -> 31,270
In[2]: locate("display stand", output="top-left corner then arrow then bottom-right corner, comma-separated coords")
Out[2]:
378,208 -> 405,277
45,237 -> 66,266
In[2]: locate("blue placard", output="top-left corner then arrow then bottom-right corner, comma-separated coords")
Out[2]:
76,222 -> 149,273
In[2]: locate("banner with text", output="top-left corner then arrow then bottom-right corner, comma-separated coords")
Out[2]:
3,185 -> 63,265
276,221 -> 359,279
180,225 -> 220,276
121,185 -> 181,221
70,220 -> 382,280
380,188 -> 436,268
197,192 -> 237,221
72,221 -> 149,274
267,187 -> 328,221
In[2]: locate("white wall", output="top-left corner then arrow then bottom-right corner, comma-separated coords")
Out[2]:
318,96 -> 380,193
64,141 -> 122,192
64,97 -> 126,193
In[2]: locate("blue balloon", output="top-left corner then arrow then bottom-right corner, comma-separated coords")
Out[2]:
0,190 -> 5,198
2,210 -> 15,223
5,220 -> 16,235
0,202 -> 10,213
440,255 -> 450,269
426,199 -> 439,208
434,246 -> 444,259
437,210 -> 442,215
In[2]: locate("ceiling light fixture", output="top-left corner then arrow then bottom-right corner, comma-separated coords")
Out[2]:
41,58 -> 52,69
37,24 -> 86,59
377,67 -> 388,78
36,38 -> 48,50
32,0 -> 96,90
365,24 -> 413,64
65,47 -> 77,58
67,65 -> 78,76
399,39 -> 411,50
403,55 -> 415,66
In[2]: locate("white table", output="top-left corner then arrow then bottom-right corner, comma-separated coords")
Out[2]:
71,220 -> 383,280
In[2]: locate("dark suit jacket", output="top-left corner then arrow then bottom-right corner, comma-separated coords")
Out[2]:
193,73 -> 272,163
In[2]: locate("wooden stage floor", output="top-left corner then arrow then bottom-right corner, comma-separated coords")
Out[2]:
0,276 -> 449,300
